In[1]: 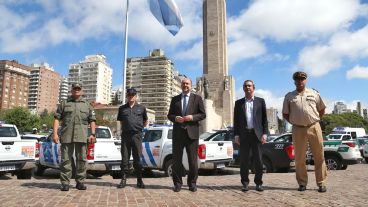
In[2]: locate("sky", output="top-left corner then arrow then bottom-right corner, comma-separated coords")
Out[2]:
1,0 -> 368,115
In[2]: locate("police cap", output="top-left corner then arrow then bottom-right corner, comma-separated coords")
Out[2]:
72,83 -> 82,89
126,88 -> 137,95
293,71 -> 307,80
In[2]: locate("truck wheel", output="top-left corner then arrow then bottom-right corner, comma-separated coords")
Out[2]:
34,164 -> 46,176
341,164 -> 348,170
263,158 -> 273,173
365,157 -> 368,163
164,159 -> 174,177
89,172 -> 106,178
325,155 -> 342,170
17,169 -> 32,179
111,172 -> 122,179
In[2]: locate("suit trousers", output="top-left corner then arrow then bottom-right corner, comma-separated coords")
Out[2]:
120,131 -> 143,178
172,128 -> 199,187
292,122 -> 327,187
239,130 -> 263,185
60,143 -> 87,185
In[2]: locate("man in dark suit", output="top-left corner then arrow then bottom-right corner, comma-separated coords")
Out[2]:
167,78 -> 206,192
233,80 -> 268,192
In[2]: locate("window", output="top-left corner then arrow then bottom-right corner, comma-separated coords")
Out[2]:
0,127 -> 17,137
143,130 -> 162,142
274,134 -> 292,143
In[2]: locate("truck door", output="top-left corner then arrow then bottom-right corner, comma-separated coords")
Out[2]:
141,129 -> 163,168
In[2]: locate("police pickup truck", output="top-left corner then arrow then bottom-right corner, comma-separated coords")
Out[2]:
36,126 -> 122,178
0,123 -> 39,179
140,126 -> 233,176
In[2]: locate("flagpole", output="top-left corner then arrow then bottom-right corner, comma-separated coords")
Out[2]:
122,0 -> 129,104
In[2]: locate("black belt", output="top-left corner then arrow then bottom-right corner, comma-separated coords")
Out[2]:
244,128 -> 255,133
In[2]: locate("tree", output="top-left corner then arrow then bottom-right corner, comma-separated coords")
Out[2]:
321,112 -> 368,135
2,107 -> 41,132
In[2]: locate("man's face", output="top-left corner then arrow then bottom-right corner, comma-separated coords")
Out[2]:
181,79 -> 192,94
294,78 -> 307,90
127,93 -> 136,102
243,81 -> 255,96
71,87 -> 82,97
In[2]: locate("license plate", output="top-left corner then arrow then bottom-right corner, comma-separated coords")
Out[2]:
216,163 -> 225,169
112,165 -> 120,171
0,165 -> 16,171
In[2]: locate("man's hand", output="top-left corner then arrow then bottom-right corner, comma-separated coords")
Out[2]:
53,134 -> 60,144
88,135 -> 96,144
183,115 -> 193,122
175,116 -> 184,123
235,135 -> 240,145
261,134 -> 267,144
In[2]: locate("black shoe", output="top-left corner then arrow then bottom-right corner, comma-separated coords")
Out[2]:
117,179 -> 127,189
256,185 -> 264,192
60,184 -> 69,191
298,185 -> 306,191
318,186 -> 327,193
76,182 -> 87,190
137,179 -> 145,189
241,184 -> 249,192
189,184 -> 197,192
173,184 -> 181,192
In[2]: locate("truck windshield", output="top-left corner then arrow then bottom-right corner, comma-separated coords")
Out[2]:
0,127 -> 17,137
329,134 -> 342,140
88,128 -> 111,139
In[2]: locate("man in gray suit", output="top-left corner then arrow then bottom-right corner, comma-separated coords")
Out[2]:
233,80 -> 268,192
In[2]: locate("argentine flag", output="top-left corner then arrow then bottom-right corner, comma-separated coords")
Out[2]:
149,0 -> 184,36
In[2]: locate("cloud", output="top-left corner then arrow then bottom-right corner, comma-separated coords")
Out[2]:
234,0 -> 362,41
0,0 -> 203,54
298,25 -> 368,77
346,65 -> 368,80
227,35 -> 266,66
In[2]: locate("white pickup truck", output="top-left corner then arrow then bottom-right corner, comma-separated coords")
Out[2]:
141,126 -> 233,176
0,123 -> 38,179
36,126 -> 122,178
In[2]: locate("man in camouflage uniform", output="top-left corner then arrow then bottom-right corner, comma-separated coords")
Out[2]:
282,71 -> 327,193
53,83 -> 96,191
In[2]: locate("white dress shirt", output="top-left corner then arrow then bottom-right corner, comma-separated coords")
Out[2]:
245,96 -> 254,129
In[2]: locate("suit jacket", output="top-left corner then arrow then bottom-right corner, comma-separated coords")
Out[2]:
233,96 -> 268,141
167,93 -> 206,139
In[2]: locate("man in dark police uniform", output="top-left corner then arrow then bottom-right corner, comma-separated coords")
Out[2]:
117,88 -> 148,189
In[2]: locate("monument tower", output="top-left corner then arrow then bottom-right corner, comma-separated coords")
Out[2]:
197,0 -> 235,132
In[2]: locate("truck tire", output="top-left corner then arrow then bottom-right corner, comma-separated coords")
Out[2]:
341,164 -> 348,170
164,159 -> 174,177
325,155 -> 342,170
263,158 -> 273,173
17,169 -> 32,179
89,172 -> 106,178
111,172 -> 122,179
365,157 -> 368,163
34,164 -> 46,176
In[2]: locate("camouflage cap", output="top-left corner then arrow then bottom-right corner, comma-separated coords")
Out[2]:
293,71 -> 307,80
72,83 -> 82,89
126,87 -> 137,95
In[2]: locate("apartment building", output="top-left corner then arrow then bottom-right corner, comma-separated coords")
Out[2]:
68,55 -> 112,104
0,60 -> 31,109
28,63 -> 61,114
59,77 -> 68,102
126,49 -> 181,124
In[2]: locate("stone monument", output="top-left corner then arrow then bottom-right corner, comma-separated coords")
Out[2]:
198,0 -> 235,133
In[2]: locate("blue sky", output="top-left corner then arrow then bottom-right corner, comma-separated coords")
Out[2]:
1,0 -> 368,114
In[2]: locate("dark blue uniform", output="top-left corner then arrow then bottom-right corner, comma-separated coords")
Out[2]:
117,103 -> 148,178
